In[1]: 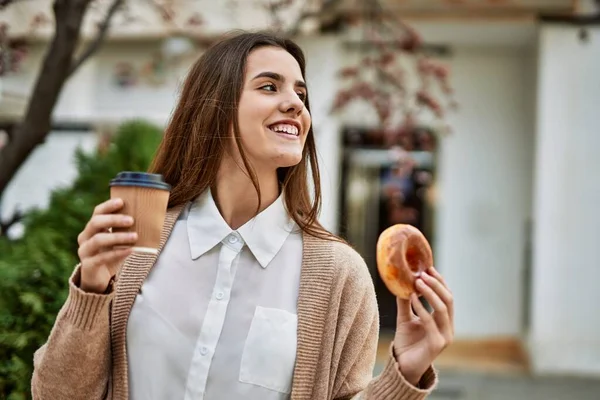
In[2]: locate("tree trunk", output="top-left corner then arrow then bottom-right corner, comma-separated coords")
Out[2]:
0,0 -> 92,196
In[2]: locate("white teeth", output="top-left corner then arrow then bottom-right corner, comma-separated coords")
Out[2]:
270,123 -> 299,136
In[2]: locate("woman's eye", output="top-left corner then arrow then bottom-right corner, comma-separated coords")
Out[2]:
260,84 -> 277,92
259,83 -> 306,102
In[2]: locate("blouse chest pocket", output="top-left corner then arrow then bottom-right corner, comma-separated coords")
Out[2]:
239,306 -> 298,394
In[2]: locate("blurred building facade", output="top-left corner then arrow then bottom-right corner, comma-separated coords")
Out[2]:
1,0 -> 598,378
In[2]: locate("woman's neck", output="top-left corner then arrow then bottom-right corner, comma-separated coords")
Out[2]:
213,157 -> 279,230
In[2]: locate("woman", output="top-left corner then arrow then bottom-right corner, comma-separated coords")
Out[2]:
32,31 -> 454,400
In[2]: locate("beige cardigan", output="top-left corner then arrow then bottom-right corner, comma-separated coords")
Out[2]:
31,205 -> 437,399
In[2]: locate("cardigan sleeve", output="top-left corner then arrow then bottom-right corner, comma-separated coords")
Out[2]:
360,345 -> 438,399
31,265 -> 113,400
331,247 -> 438,400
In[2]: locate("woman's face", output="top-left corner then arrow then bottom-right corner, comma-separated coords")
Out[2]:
235,46 -> 311,172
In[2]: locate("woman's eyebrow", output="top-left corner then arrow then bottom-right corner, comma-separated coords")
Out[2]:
252,71 -> 306,89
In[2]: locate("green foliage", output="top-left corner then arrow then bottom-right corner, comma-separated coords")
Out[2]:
0,120 -> 163,398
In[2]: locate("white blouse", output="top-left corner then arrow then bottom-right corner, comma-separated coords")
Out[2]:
126,190 -> 303,400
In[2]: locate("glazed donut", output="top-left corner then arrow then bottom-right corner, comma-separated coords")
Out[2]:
376,224 -> 433,299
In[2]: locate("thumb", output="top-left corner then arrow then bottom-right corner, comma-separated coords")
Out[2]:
396,296 -> 413,323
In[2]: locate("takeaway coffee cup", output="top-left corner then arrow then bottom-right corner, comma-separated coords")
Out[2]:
109,171 -> 171,254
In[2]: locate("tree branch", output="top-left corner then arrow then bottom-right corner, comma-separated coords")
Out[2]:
145,0 -> 175,22
0,0 -> 91,195
284,0 -> 344,36
0,209 -> 23,237
68,0 -> 124,76
0,0 -> 34,10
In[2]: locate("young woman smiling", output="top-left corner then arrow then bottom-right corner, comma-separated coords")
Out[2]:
32,31 -> 454,400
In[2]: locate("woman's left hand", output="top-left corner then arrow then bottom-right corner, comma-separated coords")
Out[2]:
393,266 -> 454,386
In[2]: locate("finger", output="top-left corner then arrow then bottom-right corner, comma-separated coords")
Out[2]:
411,293 -> 449,354
416,278 -> 452,336
88,214 -> 134,233
427,267 -> 448,288
84,247 -> 133,271
396,297 -> 414,323
78,232 -> 137,260
410,292 -> 438,333
421,271 -> 454,323
78,214 -> 134,245
93,198 -> 124,216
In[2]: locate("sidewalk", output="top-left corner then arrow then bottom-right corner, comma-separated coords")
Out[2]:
418,370 -> 600,400
374,334 -> 600,400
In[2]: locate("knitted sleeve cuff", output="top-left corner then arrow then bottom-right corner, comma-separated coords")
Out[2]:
368,343 -> 438,399
62,265 -> 114,331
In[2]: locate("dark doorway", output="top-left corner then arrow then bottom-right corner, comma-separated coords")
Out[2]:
339,126 -> 438,330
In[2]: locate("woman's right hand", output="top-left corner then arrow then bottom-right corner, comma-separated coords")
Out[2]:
77,198 -> 138,294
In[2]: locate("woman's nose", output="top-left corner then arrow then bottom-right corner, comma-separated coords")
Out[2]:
279,93 -> 304,116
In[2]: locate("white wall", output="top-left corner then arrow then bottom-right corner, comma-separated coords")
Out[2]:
530,25 -> 600,376
3,42 -> 190,125
335,43 -> 537,339
297,35 -> 343,234
55,53 -> 98,122
89,43 -> 188,124
0,43 -> 101,122
435,47 -> 536,338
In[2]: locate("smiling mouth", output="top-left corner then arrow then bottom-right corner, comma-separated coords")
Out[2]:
268,123 -> 300,137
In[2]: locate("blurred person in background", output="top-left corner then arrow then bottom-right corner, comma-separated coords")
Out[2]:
31,31 -> 454,400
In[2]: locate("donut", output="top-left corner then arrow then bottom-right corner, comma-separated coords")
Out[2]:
376,224 -> 433,299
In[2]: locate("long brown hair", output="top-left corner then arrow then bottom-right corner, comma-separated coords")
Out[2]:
149,31 -> 340,242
